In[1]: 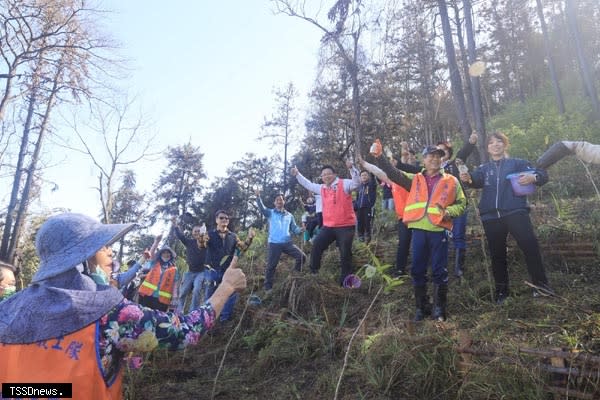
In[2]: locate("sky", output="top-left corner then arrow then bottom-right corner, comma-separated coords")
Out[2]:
36,1 -> 324,222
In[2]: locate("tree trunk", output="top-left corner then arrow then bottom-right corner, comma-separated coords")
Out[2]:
283,122 -> 289,193
535,0 -> 565,114
463,0 -> 486,161
564,0 -> 600,117
437,0 -> 472,142
490,0 -> 514,101
8,72 -> 60,262
0,63 -> 18,121
0,72 -> 39,261
452,2 -> 475,122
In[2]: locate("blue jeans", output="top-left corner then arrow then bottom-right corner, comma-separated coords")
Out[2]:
265,242 -> 306,289
204,269 -> 238,322
382,198 -> 394,210
411,229 -> 449,286
179,271 -> 205,311
451,211 -> 468,250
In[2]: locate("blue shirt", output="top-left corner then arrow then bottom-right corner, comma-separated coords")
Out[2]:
257,197 -> 302,244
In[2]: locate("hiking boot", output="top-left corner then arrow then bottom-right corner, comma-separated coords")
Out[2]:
432,284 -> 448,321
454,248 -> 465,279
432,306 -> 445,321
495,292 -> 508,305
414,308 -> 425,322
392,268 -> 406,278
414,285 -> 428,322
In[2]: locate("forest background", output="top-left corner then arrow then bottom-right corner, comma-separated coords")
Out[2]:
1,0 -> 600,283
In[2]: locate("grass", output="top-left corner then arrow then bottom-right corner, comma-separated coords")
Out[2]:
124,197 -> 600,400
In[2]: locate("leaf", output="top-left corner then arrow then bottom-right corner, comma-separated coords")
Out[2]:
365,264 -> 377,279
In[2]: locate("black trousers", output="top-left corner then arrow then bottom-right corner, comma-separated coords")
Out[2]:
482,212 -> 549,296
356,207 -> 373,238
396,219 -> 412,271
310,225 -> 355,285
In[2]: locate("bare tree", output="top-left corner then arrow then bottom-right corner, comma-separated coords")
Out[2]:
274,0 -> 366,157
260,82 -> 298,193
437,0 -> 472,141
67,96 -> 155,223
0,0 -> 121,264
463,0 -> 486,159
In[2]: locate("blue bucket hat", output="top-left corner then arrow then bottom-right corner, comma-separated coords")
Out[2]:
32,213 -> 136,283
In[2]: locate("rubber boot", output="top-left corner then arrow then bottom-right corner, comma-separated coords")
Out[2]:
454,248 -> 465,279
432,284 -> 448,321
414,285 -> 427,321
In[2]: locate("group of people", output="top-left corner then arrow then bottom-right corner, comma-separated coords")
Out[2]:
292,131 -> 554,321
0,129 -> 556,399
0,212 -> 247,399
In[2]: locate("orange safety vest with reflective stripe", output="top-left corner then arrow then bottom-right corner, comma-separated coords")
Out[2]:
0,322 -> 123,400
391,182 -> 409,219
403,173 -> 457,230
138,262 -> 177,305
321,180 -> 356,227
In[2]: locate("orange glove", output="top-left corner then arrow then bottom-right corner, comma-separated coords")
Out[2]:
369,138 -> 383,157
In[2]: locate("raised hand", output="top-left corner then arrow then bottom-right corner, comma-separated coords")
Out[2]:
370,139 -> 383,157
469,132 -> 478,144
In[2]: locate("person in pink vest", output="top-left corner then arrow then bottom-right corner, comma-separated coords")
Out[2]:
291,160 -> 360,285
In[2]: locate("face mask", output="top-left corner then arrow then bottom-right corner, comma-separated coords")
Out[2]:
160,254 -> 172,263
89,268 -> 110,286
0,285 -> 16,300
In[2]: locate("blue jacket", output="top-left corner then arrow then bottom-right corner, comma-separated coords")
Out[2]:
469,157 -> 548,221
355,178 -> 377,209
257,197 -> 302,243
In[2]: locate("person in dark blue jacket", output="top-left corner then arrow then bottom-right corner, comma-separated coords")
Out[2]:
460,131 -> 553,304
198,210 -> 255,321
354,170 -> 377,243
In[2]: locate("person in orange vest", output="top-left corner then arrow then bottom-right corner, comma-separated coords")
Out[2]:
137,246 -> 180,312
291,160 -> 361,286
359,156 -> 411,277
368,143 -> 466,321
0,212 -> 246,400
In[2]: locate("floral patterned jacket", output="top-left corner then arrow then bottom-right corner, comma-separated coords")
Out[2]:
98,299 -> 216,382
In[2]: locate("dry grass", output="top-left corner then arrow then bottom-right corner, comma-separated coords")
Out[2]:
124,198 -> 600,400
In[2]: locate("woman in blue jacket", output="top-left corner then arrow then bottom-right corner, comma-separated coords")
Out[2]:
460,131 -> 553,304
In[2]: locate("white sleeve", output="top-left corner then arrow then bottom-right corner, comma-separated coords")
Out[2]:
295,172 -> 322,194
343,167 -> 361,193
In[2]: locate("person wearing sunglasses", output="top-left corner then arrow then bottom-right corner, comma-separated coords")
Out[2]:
197,210 -> 255,323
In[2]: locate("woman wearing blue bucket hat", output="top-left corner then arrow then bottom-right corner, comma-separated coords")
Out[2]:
0,212 -> 246,400
459,131 -> 554,304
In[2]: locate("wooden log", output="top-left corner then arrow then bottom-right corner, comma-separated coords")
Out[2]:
544,386 -> 595,400
519,348 -> 600,367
